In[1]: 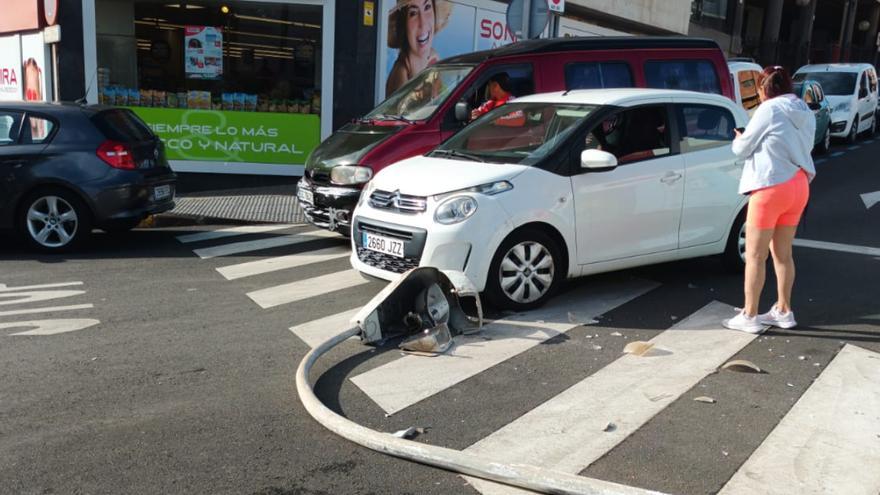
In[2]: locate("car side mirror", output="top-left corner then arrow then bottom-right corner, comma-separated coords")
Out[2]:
808,101 -> 821,111
454,101 -> 469,122
580,149 -> 618,170
859,88 -> 868,99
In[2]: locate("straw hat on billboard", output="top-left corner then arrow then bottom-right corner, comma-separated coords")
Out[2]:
387,0 -> 452,49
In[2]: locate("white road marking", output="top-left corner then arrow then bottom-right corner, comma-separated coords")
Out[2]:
462,301 -> 759,495
794,238 -> 880,257
0,290 -> 86,306
831,151 -> 845,157
351,278 -> 659,415
861,190 -> 880,210
176,224 -> 298,244
247,270 -> 370,309
719,345 -> 880,495
814,158 -> 827,165
290,308 -> 361,348
0,281 -> 83,292
847,145 -> 861,151
0,303 -> 93,317
193,230 -> 339,259
4,319 -> 101,336
216,246 -> 350,280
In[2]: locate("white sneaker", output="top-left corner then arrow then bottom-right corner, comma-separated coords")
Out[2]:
723,311 -> 766,334
758,306 -> 797,329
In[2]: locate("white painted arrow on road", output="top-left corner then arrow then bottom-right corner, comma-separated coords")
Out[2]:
861,191 -> 880,210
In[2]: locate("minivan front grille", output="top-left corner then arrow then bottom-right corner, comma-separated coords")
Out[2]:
359,221 -> 414,241
369,189 -> 427,213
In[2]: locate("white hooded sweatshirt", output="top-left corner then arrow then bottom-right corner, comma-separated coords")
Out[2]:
731,94 -> 817,195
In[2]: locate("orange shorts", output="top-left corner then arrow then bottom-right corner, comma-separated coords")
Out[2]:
747,169 -> 810,229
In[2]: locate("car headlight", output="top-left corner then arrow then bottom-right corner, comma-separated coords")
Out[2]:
433,180 -> 513,201
330,165 -> 373,185
357,181 -> 376,207
434,196 -> 478,225
834,101 -> 851,113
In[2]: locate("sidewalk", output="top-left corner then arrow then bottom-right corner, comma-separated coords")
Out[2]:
154,185 -> 305,226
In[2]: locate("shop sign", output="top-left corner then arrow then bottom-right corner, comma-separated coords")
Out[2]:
21,32 -> 49,101
0,0 -> 40,34
44,0 -> 59,25
0,35 -> 23,101
184,26 -> 223,80
129,107 -> 320,166
548,0 -> 564,14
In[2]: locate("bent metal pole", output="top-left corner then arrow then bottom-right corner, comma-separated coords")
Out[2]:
295,328 -> 668,495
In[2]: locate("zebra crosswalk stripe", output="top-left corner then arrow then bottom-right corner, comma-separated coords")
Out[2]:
193,230 -> 339,259
290,308 -> 361,348
719,344 -> 880,495
463,301 -> 758,495
216,246 -> 350,280
350,278 -> 659,415
176,224 -> 299,244
247,270 -> 370,309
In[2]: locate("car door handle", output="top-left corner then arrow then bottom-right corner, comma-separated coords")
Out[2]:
660,172 -> 682,184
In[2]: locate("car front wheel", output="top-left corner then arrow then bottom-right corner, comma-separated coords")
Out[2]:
484,229 -> 563,311
722,208 -> 746,272
816,127 -> 831,154
18,189 -> 92,252
847,116 -> 859,144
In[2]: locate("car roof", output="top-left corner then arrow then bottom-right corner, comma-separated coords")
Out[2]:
796,63 -> 874,74
440,36 -> 722,65
0,101 -> 109,116
513,88 -> 736,107
728,61 -> 762,73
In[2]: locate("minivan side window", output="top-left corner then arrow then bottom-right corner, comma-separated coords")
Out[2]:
583,105 -> 671,165
737,70 -> 760,111
860,73 -> 868,94
677,104 -> 736,152
0,111 -> 24,146
645,60 -> 721,94
869,69 -> 878,93
564,62 -> 634,90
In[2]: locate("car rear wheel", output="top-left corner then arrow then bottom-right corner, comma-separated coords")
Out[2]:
816,127 -> 831,154
722,208 -> 746,273
19,189 -> 92,252
847,116 -> 859,144
484,229 -> 563,311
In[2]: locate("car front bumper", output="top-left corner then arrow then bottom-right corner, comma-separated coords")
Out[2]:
297,177 -> 360,234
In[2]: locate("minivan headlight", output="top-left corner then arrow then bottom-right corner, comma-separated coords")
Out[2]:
331,165 -> 373,185
434,196 -> 477,225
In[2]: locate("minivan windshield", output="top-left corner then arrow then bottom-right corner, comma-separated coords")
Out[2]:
365,65 -> 474,122
431,102 -> 597,165
793,72 -> 857,96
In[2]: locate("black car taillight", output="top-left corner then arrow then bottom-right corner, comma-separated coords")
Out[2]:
97,140 -> 136,170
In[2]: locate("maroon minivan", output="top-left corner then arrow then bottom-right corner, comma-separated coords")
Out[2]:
297,37 -> 734,234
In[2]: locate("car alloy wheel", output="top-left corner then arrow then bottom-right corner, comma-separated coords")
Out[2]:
499,241 -> 556,305
737,222 -> 746,263
722,208 -> 747,273
823,128 -> 831,153
26,195 -> 79,249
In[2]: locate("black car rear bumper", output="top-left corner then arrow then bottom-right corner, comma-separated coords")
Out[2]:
89,171 -> 177,225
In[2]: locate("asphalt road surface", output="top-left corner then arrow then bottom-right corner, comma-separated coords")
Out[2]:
1,139 -> 879,495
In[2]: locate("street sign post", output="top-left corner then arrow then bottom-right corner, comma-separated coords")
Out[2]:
506,0 -> 550,40
548,0 -> 565,14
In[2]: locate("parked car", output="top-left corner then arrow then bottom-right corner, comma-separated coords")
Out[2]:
298,36 -> 736,235
793,79 -> 832,153
0,102 -> 176,251
728,60 -> 763,115
350,89 -> 750,310
793,63 -> 879,143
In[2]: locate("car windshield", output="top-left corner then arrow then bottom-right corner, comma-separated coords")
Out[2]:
365,65 -> 474,122
431,102 -> 597,165
793,72 -> 856,95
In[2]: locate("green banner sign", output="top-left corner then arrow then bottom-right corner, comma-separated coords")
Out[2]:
129,107 -> 320,165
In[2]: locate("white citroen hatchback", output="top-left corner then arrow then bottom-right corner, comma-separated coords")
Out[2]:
351,89 -> 750,310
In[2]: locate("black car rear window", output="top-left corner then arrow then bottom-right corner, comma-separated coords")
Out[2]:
91,109 -> 155,142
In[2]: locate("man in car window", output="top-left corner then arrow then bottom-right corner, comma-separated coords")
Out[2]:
471,72 -> 515,121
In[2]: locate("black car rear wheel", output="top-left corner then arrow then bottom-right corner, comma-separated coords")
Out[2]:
19,188 -> 92,252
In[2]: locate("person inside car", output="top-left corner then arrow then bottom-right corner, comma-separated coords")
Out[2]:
471,72 -> 515,121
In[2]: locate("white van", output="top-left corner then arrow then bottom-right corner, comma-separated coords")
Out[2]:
728,61 -> 763,116
794,63 -> 878,143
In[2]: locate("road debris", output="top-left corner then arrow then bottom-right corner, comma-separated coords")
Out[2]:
610,331 -> 623,337
721,359 -> 763,373
786,383 -> 794,387
603,422 -> 617,432
623,341 -> 654,356
391,427 -> 429,439
798,355 -> 806,361
694,396 -> 717,404
591,344 -> 603,351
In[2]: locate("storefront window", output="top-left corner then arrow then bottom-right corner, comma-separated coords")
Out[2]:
95,0 -> 323,170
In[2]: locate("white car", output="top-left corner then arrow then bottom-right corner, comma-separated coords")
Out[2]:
794,63 -> 879,143
728,60 -> 763,116
351,89 -> 750,310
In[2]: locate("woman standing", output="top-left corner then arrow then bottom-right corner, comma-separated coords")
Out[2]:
385,0 -> 451,97
724,66 -> 817,333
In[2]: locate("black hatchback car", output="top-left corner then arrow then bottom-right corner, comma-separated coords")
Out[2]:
0,102 -> 176,251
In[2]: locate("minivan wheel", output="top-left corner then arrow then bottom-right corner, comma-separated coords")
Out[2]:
19,189 -> 92,252
484,229 -> 562,311
722,208 -> 747,273
816,127 -> 831,154
847,116 -> 859,144
869,115 -> 877,137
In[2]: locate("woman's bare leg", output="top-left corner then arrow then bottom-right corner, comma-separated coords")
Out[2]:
769,225 -> 798,313
744,225 -> 775,316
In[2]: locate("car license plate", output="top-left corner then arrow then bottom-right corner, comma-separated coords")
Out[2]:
153,185 -> 172,201
297,187 -> 314,205
362,232 -> 404,258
